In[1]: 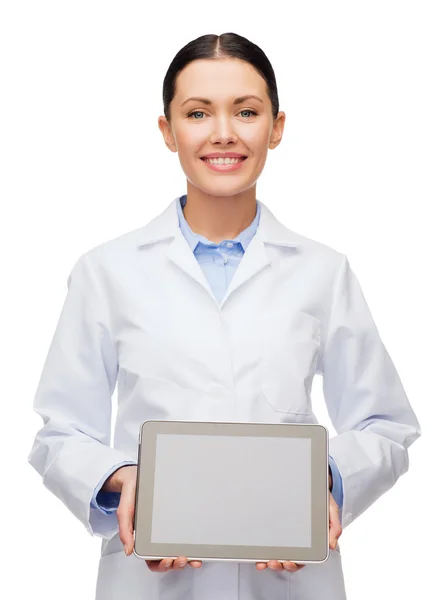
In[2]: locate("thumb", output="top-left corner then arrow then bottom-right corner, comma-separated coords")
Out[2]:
328,492 -> 342,550
117,479 -> 137,555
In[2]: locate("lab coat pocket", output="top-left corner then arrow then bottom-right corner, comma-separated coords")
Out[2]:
259,311 -> 321,415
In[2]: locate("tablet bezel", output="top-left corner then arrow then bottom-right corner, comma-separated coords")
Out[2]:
133,420 -> 329,564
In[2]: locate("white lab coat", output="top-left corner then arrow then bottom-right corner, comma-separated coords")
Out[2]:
28,196 -> 421,600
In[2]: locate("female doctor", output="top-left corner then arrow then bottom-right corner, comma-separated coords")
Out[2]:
28,32 -> 421,600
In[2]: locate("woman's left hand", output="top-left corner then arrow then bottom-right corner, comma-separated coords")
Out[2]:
255,490 -> 342,572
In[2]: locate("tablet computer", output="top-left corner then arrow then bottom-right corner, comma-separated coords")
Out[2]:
133,420 -> 329,564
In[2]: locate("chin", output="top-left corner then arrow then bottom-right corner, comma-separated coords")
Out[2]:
189,176 -> 256,198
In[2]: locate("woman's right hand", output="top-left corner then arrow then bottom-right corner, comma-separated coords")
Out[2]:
101,465 -> 202,571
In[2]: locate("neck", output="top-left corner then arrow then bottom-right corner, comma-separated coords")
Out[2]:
183,183 -> 258,244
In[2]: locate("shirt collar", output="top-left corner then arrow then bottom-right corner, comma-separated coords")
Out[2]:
176,194 -> 261,253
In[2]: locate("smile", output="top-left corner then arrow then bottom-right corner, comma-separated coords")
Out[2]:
200,156 -> 247,172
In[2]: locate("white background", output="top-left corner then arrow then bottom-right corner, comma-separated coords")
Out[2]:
1,1 -> 439,598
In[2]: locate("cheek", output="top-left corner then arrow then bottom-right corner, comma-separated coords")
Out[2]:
175,125 -> 206,153
242,127 -> 272,154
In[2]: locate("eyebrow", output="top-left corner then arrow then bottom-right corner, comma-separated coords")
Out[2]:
180,95 -> 264,107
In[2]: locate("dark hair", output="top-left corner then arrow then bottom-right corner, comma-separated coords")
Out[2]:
162,32 -> 279,122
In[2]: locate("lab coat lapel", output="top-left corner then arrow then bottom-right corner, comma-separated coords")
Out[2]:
219,202 -> 303,306
136,197 -> 303,307
166,232 -> 218,301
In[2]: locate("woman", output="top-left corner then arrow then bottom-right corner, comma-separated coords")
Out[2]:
28,32 -> 421,600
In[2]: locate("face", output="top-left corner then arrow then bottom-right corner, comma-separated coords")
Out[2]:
158,58 -> 285,198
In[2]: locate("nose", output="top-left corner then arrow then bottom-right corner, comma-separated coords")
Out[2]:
209,115 -> 238,145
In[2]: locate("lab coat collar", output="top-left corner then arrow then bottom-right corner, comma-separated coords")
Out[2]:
135,196 -> 303,307
136,196 -> 303,249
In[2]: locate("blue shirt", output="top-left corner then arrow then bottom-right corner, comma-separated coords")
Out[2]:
91,194 -> 344,516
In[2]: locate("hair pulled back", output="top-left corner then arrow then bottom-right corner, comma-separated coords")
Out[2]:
162,32 -> 279,122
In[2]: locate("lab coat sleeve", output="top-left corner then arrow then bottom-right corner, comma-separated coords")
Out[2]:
318,254 -> 421,530
27,252 -> 137,539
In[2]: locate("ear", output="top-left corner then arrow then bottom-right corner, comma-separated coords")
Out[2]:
158,115 -> 177,153
268,111 -> 286,150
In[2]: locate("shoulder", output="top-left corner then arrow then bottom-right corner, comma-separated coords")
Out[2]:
295,231 -> 345,260
88,224 -> 148,259
277,224 -> 348,277
259,200 -> 346,271
68,223 -> 151,282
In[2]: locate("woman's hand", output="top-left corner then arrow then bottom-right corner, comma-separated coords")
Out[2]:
101,465 -> 138,555
329,490 -> 343,550
255,489 -> 342,572
255,560 -> 305,572
101,465 -> 203,571
145,557 -> 203,572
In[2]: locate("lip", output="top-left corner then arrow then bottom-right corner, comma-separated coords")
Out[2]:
200,152 -> 248,159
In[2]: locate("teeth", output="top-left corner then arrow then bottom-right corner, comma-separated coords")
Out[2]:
205,157 -> 243,165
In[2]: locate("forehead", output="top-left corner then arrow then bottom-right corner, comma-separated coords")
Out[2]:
174,58 -> 268,102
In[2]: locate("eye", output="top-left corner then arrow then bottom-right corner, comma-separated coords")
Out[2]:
240,109 -> 258,118
187,110 -> 206,119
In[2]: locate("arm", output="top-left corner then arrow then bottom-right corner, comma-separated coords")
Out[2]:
28,252 -> 136,539
318,254 -> 421,529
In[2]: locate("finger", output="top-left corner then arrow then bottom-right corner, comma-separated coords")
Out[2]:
282,561 -> 305,572
170,556 -> 202,569
145,560 -> 164,572
267,560 -> 284,571
255,562 -> 268,570
117,480 -> 137,555
159,558 -> 176,571
171,556 -> 188,570
188,560 -> 203,568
